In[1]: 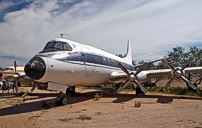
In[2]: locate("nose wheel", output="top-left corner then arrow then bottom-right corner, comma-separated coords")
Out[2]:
55,91 -> 70,106
55,87 -> 76,106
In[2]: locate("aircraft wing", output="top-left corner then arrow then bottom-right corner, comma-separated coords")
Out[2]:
109,71 -> 128,82
0,71 -> 31,82
184,67 -> 202,73
109,67 -> 202,83
142,69 -> 172,78
134,58 -> 162,69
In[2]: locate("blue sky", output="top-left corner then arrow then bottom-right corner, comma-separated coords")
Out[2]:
0,0 -> 202,67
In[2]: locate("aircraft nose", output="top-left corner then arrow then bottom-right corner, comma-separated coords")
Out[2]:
24,56 -> 46,80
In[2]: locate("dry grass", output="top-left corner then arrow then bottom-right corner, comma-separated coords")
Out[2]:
93,93 -> 102,101
59,118 -> 73,122
76,114 -> 92,121
134,101 -> 142,108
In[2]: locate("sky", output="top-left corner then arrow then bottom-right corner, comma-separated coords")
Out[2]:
0,0 -> 202,67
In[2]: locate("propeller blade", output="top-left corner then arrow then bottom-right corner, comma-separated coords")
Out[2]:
163,77 -> 176,91
117,63 -> 130,75
117,80 -> 130,93
181,57 -> 194,71
181,75 -> 196,90
134,79 -> 147,94
161,59 -> 175,72
134,62 -> 148,76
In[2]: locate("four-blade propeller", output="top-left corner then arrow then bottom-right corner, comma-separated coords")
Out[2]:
117,62 -> 148,94
161,57 -> 196,91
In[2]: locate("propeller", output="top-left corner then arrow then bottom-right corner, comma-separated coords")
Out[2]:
161,57 -> 196,91
117,62 -> 148,94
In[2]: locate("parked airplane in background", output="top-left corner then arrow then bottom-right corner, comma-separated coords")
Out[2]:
0,62 -> 27,92
12,37 -> 200,105
0,62 -> 24,81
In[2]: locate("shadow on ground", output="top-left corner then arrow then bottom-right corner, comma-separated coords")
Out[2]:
0,89 -> 201,116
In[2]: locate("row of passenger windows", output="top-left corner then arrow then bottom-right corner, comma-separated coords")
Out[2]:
60,52 -> 133,70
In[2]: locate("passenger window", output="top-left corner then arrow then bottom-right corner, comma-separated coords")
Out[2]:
107,59 -> 110,66
102,57 -> 106,65
95,56 -> 101,64
111,59 -> 114,66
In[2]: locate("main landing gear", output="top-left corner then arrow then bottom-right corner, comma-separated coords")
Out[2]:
55,86 -> 75,106
136,87 -> 145,96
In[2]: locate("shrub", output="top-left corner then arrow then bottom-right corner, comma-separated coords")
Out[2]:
134,101 -> 141,107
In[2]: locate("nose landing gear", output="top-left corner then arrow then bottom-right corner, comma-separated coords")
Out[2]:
55,86 -> 75,106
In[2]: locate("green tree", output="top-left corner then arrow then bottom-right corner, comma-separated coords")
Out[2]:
165,46 -> 189,67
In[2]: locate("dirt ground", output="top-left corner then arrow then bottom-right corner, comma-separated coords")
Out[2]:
0,86 -> 202,128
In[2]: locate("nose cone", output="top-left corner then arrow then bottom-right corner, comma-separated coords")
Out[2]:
24,56 -> 46,80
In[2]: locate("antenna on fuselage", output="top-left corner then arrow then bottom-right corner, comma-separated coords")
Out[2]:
60,33 -> 68,38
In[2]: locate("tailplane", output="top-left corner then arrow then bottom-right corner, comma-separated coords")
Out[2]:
123,39 -> 132,65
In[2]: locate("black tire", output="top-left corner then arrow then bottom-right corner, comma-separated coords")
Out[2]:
136,87 -> 145,96
55,95 -> 68,106
66,87 -> 75,96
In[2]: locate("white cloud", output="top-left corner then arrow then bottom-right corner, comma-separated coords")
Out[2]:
0,0 -> 202,67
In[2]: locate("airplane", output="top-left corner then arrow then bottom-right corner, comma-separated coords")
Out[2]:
0,62 -> 27,92
0,63 -> 24,81
1,37 -> 202,105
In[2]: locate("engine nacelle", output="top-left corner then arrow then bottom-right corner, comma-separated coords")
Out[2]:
137,71 -> 148,83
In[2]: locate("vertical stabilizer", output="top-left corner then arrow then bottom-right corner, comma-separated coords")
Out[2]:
123,39 -> 132,65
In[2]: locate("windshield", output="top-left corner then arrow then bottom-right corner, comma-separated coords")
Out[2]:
43,41 -> 72,51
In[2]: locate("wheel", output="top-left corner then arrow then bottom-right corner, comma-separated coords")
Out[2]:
60,95 -> 68,105
55,95 -> 69,106
136,87 -> 145,96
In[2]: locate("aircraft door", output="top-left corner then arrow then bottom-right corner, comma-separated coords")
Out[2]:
81,47 -> 98,76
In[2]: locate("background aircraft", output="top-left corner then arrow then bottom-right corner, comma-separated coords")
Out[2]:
0,62 -> 27,92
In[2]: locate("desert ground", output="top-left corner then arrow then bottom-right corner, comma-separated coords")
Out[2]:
0,85 -> 202,128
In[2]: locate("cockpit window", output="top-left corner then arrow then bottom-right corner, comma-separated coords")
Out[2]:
45,42 -> 55,49
42,41 -> 72,52
63,43 -> 67,50
55,42 -> 62,50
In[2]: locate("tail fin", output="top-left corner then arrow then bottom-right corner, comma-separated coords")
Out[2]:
123,39 -> 132,65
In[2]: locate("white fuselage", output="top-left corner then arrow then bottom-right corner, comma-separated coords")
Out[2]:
25,38 -> 134,87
